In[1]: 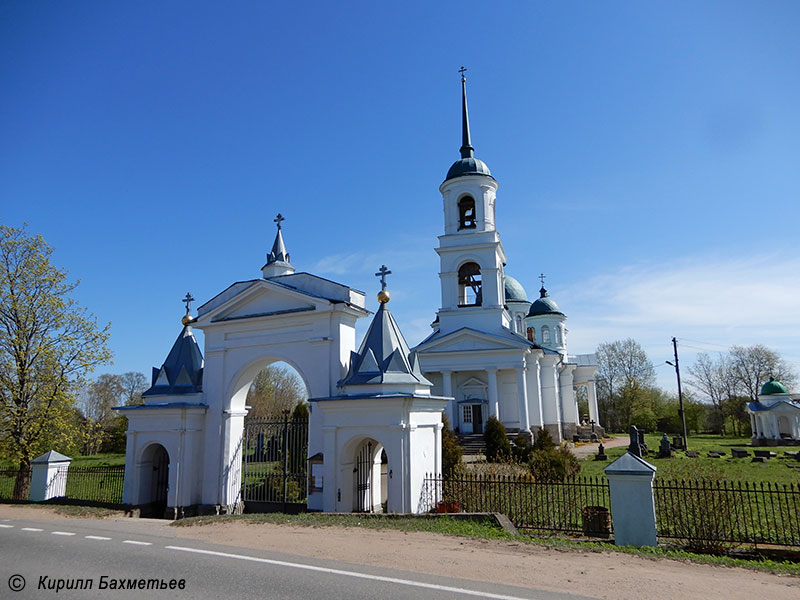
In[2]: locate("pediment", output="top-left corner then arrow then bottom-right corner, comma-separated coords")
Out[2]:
415,328 -> 530,354
198,280 -> 319,324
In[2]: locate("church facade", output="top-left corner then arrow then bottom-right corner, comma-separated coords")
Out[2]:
413,74 -> 599,442
115,73 -> 599,517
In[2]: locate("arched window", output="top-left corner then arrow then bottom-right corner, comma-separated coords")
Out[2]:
458,196 -> 476,230
515,315 -> 523,334
541,325 -> 551,344
555,327 -> 562,345
458,262 -> 482,306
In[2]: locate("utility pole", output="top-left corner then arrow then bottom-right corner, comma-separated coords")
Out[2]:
667,337 -> 689,451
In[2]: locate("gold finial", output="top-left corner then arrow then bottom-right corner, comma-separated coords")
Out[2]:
182,292 -> 195,325
375,265 -> 392,304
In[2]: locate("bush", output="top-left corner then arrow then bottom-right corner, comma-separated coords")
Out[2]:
532,427 -> 555,451
528,444 -> 581,482
512,433 -> 533,463
441,414 -> 463,477
483,416 -> 511,462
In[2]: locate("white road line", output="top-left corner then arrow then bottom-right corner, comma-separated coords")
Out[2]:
122,540 -> 152,546
0,524 -> 14,528
21,527 -> 43,532
52,531 -> 76,536
85,535 -> 111,541
165,546 -> 532,600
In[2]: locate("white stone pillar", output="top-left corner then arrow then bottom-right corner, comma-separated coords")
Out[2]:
516,367 -> 530,431
487,369 -> 499,420
587,380 -> 600,426
218,409 -> 247,508
526,356 -> 544,428
29,451 -> 71,502
750,413 -> 757,438
442,371 -> 455,427
560,365 -> 578,424
604,453 -> 658,548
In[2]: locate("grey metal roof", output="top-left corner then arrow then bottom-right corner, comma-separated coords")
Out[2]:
527,286 -> 565,317
266,228 -> 291,267
444,72 -> 493,182
504,275 -> 529,303
340,302 -> 432,387
32,450 -> 72,464
142,325 -> 204,397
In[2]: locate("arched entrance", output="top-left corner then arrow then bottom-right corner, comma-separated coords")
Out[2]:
138,444 -> 169,517
352,438 -> 387,513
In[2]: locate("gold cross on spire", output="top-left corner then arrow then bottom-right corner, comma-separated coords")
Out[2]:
459,66 -> 467,82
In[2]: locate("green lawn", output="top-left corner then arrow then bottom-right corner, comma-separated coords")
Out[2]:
578,434 -> 800,484
0,453 -> 125,469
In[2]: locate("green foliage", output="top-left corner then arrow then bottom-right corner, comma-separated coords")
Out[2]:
441,414 -> 462,477
595,338 -> 656,431
528,444 -> 581,482
291,401 -> 310,420
0,225 -> 112,498
246,364 -> 307,420
532,427 -> 555,451
511,433 -> 533,463
483,415 -> 511,462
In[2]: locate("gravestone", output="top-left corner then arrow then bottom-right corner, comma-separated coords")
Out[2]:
628,425 -> 642,457
657,433 -> 672,458
637,430 -> 649,455
594,443 -> 607,461
685,450 -> 699,458
672,435 -> 684,450
731,448 -> 749,459
752,456 -> 768,463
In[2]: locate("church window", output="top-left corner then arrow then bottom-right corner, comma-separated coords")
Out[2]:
462,404 -> 473,423
541,325 -> 551,344
555,327 -> 562,345
515,315 -> 523,334
458,262 -> 482,306
527,327 -> 535,342
458,196 -> 477,230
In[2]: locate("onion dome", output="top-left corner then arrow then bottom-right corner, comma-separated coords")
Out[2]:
761,377 -> 788,396
504,275 -> 528,303
527,284 -> 565,317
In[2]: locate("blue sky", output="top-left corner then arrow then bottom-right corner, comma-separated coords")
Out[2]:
2,2 -> 799,392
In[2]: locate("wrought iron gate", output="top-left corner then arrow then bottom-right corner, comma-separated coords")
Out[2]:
242,416 -> 308,510
353,441 -> 373,512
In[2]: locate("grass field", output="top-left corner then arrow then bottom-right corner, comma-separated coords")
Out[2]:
577,434 -> 800,484
0,453 -> 125,469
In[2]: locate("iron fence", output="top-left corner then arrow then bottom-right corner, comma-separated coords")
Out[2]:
654,479 -> 800,549
0,468 -> 29,500
241,417 -> 308,509
422,473 -> 612,535
62,466 -> 125,504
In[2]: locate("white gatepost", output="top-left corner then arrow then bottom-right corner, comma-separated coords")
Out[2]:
604,452 -> 658,547
30,451 -> 71,502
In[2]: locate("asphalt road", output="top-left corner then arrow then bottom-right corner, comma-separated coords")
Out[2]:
0,514 -> 599,600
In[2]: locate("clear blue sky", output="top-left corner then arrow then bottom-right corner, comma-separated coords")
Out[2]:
2,2 -> 799,392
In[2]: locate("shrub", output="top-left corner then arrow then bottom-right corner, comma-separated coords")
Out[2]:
532,427 -> 556,451
483,416 -> 512,462
441,414 -> 463,477
512,433 -> 533,463
528,444 -> 581,482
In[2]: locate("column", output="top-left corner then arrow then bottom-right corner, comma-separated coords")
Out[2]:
526,358 -> 544,428
587,380 -> 600,426
442,371 -> 455,427
487,369 -> 499,420
516,367 -> 530,431
750,413 -> 757,438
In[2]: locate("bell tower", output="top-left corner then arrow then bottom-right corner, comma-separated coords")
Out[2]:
435,68 -> 509,335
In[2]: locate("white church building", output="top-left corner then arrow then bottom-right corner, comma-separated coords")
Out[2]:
115,73 -> 599,517
747,377 -> 800,445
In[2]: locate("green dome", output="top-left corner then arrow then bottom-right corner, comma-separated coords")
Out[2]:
445,157 -> 493,181
504,276 -> 528,303
527,286 -> 565,317
761,377 -> 788,395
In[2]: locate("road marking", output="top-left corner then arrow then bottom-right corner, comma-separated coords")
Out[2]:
52,531 -> 76,536
85,535 -> 111,540
166,546 -> 532,600
123,540 -> 152,546
0,524 -> 14,528
21,527 -> 43,532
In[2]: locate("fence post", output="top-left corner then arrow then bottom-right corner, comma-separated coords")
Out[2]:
30,451 -> 72,502
604,452 -> 657,547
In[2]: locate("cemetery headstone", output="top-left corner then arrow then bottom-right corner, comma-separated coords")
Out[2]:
731,448 -> 749,459
657,433 -> 672,458
628,425 -> 641,457
595,443 -> 607,461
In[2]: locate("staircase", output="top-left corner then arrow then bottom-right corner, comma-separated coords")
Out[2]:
457,433 -> 486,456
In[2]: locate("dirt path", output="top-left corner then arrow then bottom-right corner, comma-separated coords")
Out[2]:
1,505 -> 796,600
572,436 -> 629,460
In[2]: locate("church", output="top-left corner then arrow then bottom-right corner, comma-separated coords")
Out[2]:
115,72 -> 599,517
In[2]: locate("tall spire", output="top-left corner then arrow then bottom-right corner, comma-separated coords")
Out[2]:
459,66 -> 474,159
262,213 -> 295,278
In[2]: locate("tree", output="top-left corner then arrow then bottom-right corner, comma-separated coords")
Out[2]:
77,371 -> 148,454
245,364 -> 307,420
0,225 -> 111,499
120,371 -> 148,406
728,344 -> 796,402
483,416 -> 511,462
440,414 -> 462,477
595,339 -> 656,431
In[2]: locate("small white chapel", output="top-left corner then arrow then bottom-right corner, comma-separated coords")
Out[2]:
115,72 -> 600,517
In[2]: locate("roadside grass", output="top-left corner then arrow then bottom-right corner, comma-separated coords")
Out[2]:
172,512 -> 800,577
578,434 -> 800,484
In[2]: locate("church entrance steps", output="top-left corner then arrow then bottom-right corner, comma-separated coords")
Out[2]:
456,433 -> 486,455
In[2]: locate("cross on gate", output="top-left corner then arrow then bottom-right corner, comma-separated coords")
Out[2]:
182,292 -> 194,315
375,265 -> 392,291
274,213 -> 285,230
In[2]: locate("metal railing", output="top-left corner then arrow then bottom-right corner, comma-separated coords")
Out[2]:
62,466 -> 125,504
0,468 -> 29,500
422,473 -> 612,535
654,479 -> 800,548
